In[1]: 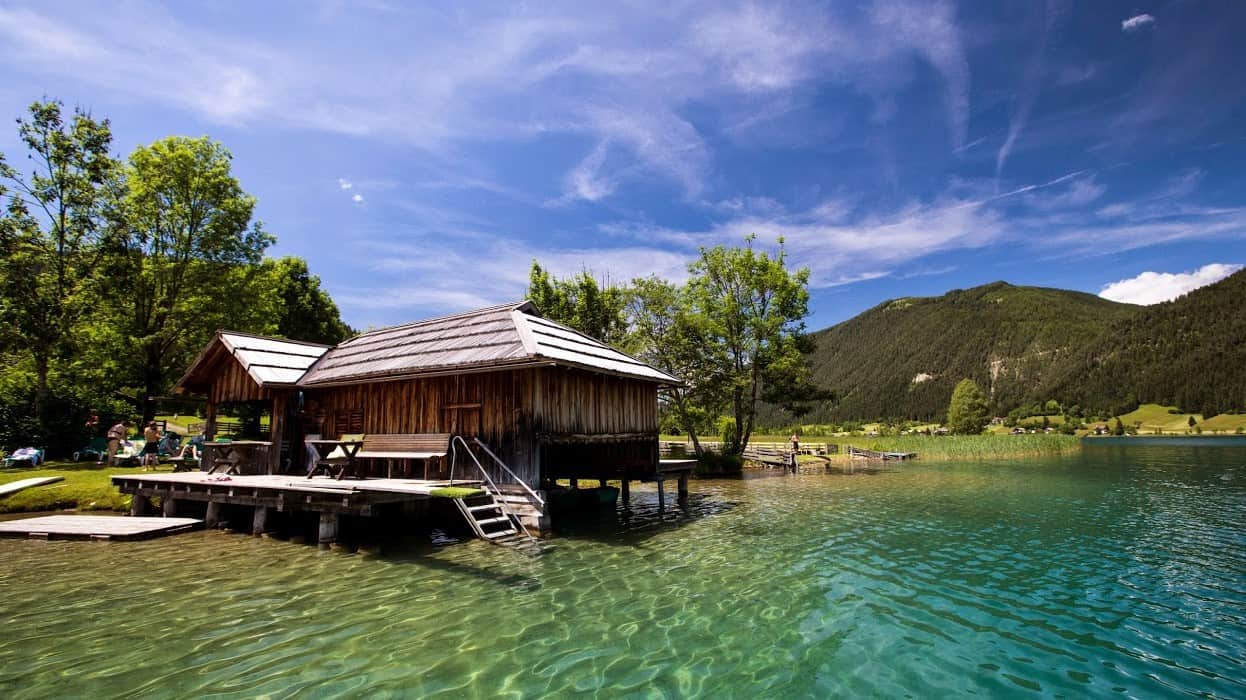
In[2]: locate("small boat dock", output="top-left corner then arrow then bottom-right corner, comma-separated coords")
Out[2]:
847,446 -> 918,460
0,514 -> 202,541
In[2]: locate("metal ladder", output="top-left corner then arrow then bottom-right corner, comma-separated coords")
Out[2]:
448,436 -> 544,548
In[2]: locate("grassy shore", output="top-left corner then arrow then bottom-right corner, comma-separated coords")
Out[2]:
664,433 -> 1082,461
0,461 -> 134,514
831,434 -> 1081,460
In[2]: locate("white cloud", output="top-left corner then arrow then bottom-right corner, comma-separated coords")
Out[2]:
1121,14 -> 1155,32
338,179 -> 353,190
1099,263 -> 1241,305
352,194 -> 363,203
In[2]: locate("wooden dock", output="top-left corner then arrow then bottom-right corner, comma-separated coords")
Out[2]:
847,446 -> 917,460
110,473 -> 485,545
0,515 -> 202,541
0,476 -> 64,498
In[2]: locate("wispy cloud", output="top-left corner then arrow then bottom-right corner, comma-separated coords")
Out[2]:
338,179 -> 353,190
1099,263 -> 1240,304
1121,14 -> 1155,33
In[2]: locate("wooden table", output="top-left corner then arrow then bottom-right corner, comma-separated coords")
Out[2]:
207,441 -> 273,475
306,440 -> 363,480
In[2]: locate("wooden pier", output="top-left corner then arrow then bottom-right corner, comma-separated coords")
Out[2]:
111,473 -> 483,545
847,446 -> 917,460
0,515 -> 202,541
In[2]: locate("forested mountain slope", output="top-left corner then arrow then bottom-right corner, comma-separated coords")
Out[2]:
1039,269 -> 1246,417
790,282 -> 1138,422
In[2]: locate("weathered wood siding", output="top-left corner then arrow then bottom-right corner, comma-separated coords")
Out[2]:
306,366 -> 660,484
531,367 -> 657,435
208,355 -> 276,404
306,371 -> 538,483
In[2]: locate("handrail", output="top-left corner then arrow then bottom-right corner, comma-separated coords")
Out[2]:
469,437 -> 545,506
448,436 -> 537,540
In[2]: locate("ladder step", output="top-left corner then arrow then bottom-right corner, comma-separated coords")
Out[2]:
467,503 -> 502,513
484,529 -> 518,539
476,516 -> 513,527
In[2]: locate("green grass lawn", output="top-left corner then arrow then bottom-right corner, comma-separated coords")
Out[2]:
1119,403 -> 1207,433
1198,413 -> 1246,433
0,461 -> 142,514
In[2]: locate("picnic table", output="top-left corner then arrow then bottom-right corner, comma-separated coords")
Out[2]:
306,439 -> 363,480
207,440 -> 273,475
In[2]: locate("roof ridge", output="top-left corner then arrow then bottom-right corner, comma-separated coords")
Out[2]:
217,329 -> 334,349
344,300 -> 536,340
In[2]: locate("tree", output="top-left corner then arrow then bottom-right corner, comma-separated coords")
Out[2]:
527,261 -> 628,346
0,100 -> 121,439
685,236 -> 811,454
105,136 -> 273,421
946,378 -> 989,434
627,275 -> 724,455
263,257 -> 352,345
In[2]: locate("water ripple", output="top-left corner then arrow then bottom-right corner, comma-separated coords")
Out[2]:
0,444 -> 1244,698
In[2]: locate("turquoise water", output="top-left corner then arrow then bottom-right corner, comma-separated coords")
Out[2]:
1,441 -> 1243,698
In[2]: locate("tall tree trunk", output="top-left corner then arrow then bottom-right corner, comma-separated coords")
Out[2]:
141,345 -> 162,424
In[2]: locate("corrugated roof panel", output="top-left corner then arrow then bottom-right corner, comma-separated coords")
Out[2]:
251,366 -> 307,384
533,343 -> 678,382
221,333 -> 327,358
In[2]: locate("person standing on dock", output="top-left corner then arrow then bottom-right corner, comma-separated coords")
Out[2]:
789,433 -> 800,473
141,422 -> 160,470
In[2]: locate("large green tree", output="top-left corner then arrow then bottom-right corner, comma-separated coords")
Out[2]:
685,236 -> 811,454
263,256 -> 353,345
946,378 -> 990,435
527,261 -> 629,346
0,100 -> 121,438
105,136 -> 274,421
627,276 -> 724,454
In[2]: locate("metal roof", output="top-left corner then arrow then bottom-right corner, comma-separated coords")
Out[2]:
298,301 -> 679,386
219,332 -> 329,386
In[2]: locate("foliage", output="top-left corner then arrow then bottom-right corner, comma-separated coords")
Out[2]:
0,100 -> 122,439
1040,269 -> 1246,417
527,261 -> 629,346
263,257 -> 353,345
627,275 -> 724,453
947,378 -> 990,435
685,236 -> 811,454
772,281 -> 1136,424
0,98 -> 353,452
102,136 -> 275,420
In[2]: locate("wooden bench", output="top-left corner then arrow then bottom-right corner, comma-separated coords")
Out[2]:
355,433 -> 452,479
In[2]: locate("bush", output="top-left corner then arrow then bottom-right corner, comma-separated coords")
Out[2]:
695,449 -> 742,475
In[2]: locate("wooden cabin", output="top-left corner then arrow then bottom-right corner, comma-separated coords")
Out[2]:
174,301 -> 679,515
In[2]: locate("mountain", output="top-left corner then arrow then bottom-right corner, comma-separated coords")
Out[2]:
785,282 -> 1139,423
1039,268 -> 1246,417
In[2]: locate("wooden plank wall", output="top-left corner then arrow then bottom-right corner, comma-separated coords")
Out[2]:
307,371 -> 537,483
306,367 -> 660,484
208,355 -> 275,404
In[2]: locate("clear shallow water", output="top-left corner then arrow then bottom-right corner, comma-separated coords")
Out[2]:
1,441 -> 1243,698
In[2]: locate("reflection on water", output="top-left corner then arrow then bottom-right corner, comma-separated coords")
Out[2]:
0,442 -> 1243,698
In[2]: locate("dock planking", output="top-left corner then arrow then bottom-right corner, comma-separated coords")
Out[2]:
0,476 -> 64,498
0,515 -> 203,541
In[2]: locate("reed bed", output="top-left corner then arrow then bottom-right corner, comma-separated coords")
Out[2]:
832,434 -> 1081,461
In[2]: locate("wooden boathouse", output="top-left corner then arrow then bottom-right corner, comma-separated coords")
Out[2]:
113,301 -> 683,543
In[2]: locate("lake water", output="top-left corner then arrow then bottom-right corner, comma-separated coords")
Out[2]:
1,440 -> 1243,698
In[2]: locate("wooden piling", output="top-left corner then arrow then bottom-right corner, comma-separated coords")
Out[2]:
656,474 -> 666,511
162,497 -> 179,517
205,501 -> 222,528
130,494 -> 152,517
252,506 -> 272,536
318,512 -> 339,546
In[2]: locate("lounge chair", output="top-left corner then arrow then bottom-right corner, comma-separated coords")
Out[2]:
4,447 -> 44,468
168,442 -> 201,472
73,437 -> 110,463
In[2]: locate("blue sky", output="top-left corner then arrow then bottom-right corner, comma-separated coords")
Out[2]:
1,1 -> 1244,330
